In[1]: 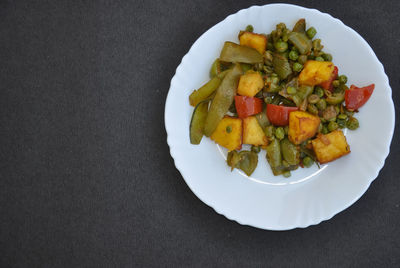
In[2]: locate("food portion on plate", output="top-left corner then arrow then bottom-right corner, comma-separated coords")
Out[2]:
189,19 -> 374,177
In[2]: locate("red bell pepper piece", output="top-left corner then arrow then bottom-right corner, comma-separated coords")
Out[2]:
234,96 -> 263,118
345,84 -> 375,111
319,66 -> 338,92
266,104 -> 298,126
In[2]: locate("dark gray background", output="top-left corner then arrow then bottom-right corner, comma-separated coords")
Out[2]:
0,0 -> 399,267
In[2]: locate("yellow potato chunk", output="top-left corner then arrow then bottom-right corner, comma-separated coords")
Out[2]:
237,72 -> 264,97
288,111 -> 321,145
239,32 -> 267,55
311,130 -> 350,164
211,117 -> 242,151
298,60 -> 334,86
243,116 -> 268,146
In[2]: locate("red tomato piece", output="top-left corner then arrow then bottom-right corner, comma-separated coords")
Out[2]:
234,96 -> 263,118
345,84 -> 375,111
266,104 -> 298,126
319,66 -> 338,92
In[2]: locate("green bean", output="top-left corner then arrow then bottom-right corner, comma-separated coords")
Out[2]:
306,27 -> 317,39
312,39 -> 323,52
346,116 -> 359,130
189,76 -> 222,106
266,139 -> 282,170
189,100 -> 209,144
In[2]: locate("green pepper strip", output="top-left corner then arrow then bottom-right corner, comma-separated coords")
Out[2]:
288,32 -> 312,55
219,41 -> 263,64
204,64 -> 242,137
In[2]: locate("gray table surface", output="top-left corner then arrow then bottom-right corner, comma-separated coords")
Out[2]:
0,0 -> 399,267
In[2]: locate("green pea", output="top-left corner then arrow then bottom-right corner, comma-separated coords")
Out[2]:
307,54 -> 316,60
307,103 -> 319,115
303,156 -> 314,167
245,25 -> 254,32
315,56 -> 324,62
274,41 -> 288,52
306,27 -> 317,39
251,145 -> 261,153
314,86 -> 324,98
338,113 -> 347,120
344,108 -> 354,117
332,80 -> 340,88
293,62 -> 303,72
275,127 -> 285,140
288,50 -> 299,61
284,126 -> 289,135
308,94 -> 320,104
287,86 -> 297,95
282,171 -> 291,178
346,116 -> 359,130
316,99 -> 327,110
328,121 -> 339,132
265,125 -> 275,138
298,55 -> 308,65
337,118 -> 346,128
322,53 -> 333,61
338,75 -> 348,84
264,96 -> 273,104
321,125 -> 329,134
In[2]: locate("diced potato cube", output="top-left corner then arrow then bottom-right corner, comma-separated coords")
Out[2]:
243,116 -> 268,146
288,111 -> 320,145
237,72 -> 264,97
239,32 -> 267,55
298,60 -> 334,86
211,117 -> 242,151
311,130 -> 350,164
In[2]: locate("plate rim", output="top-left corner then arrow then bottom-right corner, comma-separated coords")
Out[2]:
164,3 -> 395,230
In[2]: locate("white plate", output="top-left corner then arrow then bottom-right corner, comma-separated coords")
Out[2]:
164,4 -> 394,230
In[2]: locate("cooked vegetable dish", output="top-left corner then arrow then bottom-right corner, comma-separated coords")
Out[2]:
189,19 -> 374,177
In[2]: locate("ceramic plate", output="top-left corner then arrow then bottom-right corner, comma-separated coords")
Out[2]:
164,4 -> 394,230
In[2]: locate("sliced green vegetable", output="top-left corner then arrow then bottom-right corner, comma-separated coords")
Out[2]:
255,105 -> 270,129
273,52 -> 292,79
325,90 -> 345,105
292,19 -> 306,33
189,100 -> 209,144
189,76 -> 222,106
204,64 -> 242,137
266,139 -> 282,175
288,32 -> 312,55
281,138 -> 300,166
227,150 -> 258,176
219,42 -> 263,64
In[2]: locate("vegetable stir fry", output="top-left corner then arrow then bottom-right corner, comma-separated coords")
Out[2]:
189,19 -> 374,177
